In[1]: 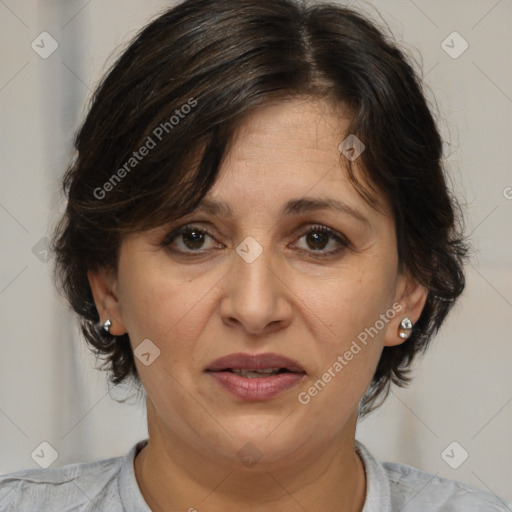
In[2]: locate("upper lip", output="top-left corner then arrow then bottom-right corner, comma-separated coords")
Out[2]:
206,352 -> 306,373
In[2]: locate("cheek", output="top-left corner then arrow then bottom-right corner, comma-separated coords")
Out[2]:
117,253 -> 218,356
302,257 -> 397,346
295,256 -> 397,406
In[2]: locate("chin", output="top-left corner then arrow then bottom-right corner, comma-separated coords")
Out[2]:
220,414 -> 311,466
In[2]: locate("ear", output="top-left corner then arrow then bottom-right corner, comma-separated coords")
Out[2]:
384,271 -> 429,347
87,267 -> 127,336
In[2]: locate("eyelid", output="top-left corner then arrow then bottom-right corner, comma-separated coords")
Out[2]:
161,221 -> 351,258
160,223 -> 218,247
290,224 -> 351,257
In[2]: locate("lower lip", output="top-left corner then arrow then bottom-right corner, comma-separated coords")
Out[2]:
207,371 -> 305,401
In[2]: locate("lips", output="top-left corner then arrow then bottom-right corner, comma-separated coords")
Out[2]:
205,352 -> 306,401
206,352 -> 305,374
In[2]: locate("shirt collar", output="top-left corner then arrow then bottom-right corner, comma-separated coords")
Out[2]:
118,439 -> 151,512
356,440 -> 392,512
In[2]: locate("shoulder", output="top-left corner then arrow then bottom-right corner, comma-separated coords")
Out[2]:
0,447 -> 132,512
355,441 -> 511,512
383,461 -> 511,511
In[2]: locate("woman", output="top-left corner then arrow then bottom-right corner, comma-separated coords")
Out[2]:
0,0 -> 509,510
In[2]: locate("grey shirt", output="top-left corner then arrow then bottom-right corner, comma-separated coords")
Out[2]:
0,439 -> 510,511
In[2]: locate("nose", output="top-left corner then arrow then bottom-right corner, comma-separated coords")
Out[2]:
219,240 -> 293,336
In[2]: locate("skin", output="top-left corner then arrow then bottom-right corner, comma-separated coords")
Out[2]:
89,97 -> 428,512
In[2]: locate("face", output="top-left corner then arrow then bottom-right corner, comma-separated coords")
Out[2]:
91,97 -> 426,469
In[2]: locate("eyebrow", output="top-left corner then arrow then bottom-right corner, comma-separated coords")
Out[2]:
190,197 -> 371,226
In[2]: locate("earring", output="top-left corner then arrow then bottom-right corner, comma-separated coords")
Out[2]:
103,318 -> 112,333
398,317 -> 413,339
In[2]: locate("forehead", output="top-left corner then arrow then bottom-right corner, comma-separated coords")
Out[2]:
147,98 -> 395,245
199,98 -> 387,222
222,98 -> 363,199
230,97 -> 351,155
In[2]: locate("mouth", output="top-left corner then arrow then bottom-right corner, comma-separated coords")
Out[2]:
223,368 -> 293,378
205,352 -> 306,401
206,352 -> 306,375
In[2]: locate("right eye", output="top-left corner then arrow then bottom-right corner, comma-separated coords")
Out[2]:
161,224 -> 223,254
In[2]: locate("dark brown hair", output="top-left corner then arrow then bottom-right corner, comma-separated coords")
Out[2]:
52,0 -> 470,417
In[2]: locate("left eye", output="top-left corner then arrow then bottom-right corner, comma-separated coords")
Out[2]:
292,225 -> 349,257
162,224 -> 349,258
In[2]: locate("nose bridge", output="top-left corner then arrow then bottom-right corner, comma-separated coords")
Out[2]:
221,234 -> 288,333
233,234 -> 276,301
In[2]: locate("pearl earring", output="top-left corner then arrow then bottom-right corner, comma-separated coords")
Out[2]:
398,317 -> 413,339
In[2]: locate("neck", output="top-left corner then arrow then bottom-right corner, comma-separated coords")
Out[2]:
134,403 -> 366,512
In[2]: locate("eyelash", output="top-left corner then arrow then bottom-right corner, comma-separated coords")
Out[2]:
161,223 -> 350,259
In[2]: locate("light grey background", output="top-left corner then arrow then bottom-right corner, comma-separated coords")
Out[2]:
0,0 -> 511,504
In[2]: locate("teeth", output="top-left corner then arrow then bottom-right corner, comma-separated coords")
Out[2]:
231,368 -> 281,378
